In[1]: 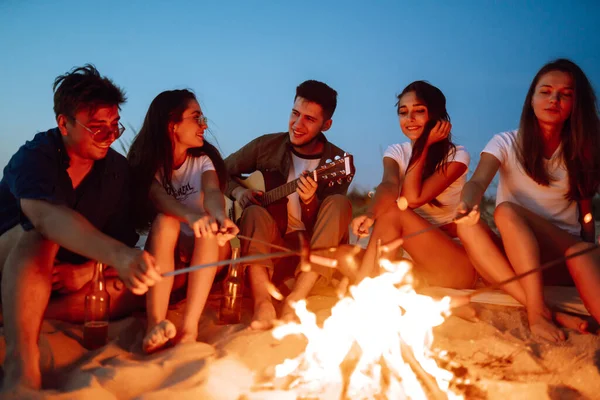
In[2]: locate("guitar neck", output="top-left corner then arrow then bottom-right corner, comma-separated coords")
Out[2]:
258,155 -> 354,206
262,178 -> 300,206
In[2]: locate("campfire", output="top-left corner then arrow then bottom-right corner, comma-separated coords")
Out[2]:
254,258 -> 470,399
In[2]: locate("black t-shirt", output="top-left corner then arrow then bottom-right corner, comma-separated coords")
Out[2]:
0,128 -> 139,263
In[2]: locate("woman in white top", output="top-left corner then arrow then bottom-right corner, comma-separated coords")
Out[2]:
352,81 -> 476,289
456,59 -> 600,342
128,90 -> 238,353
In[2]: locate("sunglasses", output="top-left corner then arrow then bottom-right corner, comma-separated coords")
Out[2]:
183,115 -> 208,126
75,119 -> 126,142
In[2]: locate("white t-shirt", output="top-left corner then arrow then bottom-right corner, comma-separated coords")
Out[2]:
286,153 -> 320,233
157,155 -> 215,237
482,130 -> 580,236
383,143 -> 470,225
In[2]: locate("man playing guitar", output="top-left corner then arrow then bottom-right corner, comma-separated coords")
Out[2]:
224,80 -> 353,329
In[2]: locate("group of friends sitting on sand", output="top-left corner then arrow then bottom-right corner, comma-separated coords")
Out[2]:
1,58 -> 599,391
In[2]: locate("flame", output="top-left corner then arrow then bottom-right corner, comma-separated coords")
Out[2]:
268,259 -> 465,399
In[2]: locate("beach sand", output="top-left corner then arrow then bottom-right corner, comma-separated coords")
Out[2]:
1,231 -> 600,399
1,283 -> 599,399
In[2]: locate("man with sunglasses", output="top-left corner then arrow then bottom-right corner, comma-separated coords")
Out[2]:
0,65 -> 162,392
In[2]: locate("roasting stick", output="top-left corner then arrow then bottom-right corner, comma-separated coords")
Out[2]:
162,233 -> 338,277
468,244 -> 600,298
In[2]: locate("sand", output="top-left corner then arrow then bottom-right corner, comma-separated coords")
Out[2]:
0,283 -> 599,399
1,232 -> 600,399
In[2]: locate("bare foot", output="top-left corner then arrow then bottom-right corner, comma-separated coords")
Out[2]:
554,311 -> 588,334
528,310 -> 565,342
173,327 -> 198,345
143,320 -> 177,353
250,300 -> 276,331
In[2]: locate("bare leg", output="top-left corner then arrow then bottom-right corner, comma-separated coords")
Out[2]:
248,265 -> 278,330
494,203 -> 564,341
143,214 -> 179,353
458,218 -> 586,335
495,203 -> 594,336
177,236 -> 227,343
456,220 -> 528,304
282,195 -> 353,321
565,241 -> 600,323
280,270 -> 320,322
360,206 -> 476,289
1,228 -> 59,391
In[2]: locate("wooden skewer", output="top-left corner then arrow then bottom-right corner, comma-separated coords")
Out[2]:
164,232 -> 338,277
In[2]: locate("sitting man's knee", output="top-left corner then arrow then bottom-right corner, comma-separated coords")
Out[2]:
5,229 -> 58,274
18,229 -> 57,253
240,205 -> 271,225
321,194 -> 352,216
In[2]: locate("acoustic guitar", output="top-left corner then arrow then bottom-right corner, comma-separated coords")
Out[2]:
226,154 -> 356,234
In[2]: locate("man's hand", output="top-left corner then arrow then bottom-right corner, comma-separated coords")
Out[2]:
297,171 -> 318,204
235,188 -> 263,210
52,260 -> 95,293
351,213 -> 375,238
114,248 -> 162,295
426,120 -> 451,146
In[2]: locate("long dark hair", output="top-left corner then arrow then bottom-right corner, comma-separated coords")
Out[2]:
516,59 -> 600,201
396,81 -> 456,207
127,89 -> 227,230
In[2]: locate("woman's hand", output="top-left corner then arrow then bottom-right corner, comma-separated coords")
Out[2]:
454,202 -> 480,226
215,216 -> 239,247
426,120 -> 451,146
351,213 -> 375,238
184,212 -> 219,238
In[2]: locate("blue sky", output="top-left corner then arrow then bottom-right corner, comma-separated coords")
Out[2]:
1,0 -> 598,191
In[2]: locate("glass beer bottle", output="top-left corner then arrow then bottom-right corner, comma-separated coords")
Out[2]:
218,247 -> 244,324
83,261 -> 110,350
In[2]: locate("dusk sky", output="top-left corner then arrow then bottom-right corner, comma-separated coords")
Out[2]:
1,0 -> 598,191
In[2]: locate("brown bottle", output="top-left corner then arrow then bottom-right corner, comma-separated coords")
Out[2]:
83,262 -> 110,350
218,247 -> 244,324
